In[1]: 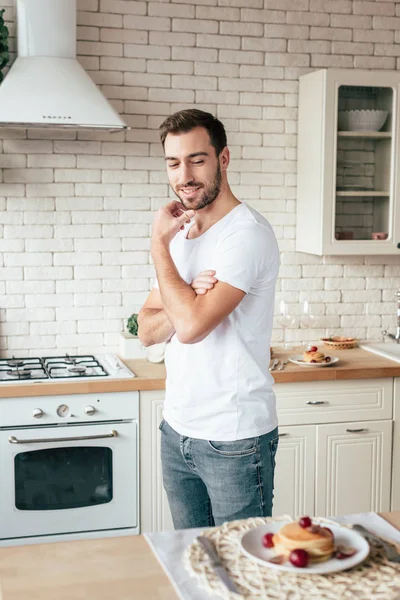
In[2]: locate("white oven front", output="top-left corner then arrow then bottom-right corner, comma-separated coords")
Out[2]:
0,421 -> 137,541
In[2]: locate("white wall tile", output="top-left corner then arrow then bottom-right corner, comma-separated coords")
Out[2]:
1,1 -> 399,353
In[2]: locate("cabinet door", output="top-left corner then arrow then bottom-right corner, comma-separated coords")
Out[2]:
297,68 -> 400,255
139,391 -> 174,533
272,425 -> 315,518
315,420 -> 392,517
392,378 -> 400,510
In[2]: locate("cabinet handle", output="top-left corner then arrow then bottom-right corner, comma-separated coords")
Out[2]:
306,400 -> 326,405
278,433 -> 288,437
345,428 -> 368,433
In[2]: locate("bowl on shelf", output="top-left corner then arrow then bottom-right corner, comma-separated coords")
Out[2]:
338,109 -> 388,132
371,232 -> 388,240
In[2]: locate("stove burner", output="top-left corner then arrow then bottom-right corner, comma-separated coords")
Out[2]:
6,369 -> 32,379
64,354 -> 75,365
7,357 -> 25,368
67,365 -> 87,374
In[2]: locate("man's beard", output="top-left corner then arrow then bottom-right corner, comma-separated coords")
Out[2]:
174,164 -> 222,211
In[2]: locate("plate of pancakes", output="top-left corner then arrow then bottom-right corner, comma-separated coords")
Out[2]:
240,517 -> 370,574
289,345 -> 339,367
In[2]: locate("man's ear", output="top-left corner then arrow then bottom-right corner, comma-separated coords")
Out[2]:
220,146 -> 230,172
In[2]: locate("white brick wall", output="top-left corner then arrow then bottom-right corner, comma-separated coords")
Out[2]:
0,0 -> 399,355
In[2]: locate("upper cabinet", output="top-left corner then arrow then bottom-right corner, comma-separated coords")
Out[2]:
296,68 -> 400,255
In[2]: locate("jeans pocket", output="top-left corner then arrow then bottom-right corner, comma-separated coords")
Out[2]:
207,437 -> 258,457
158,418 -> 166,431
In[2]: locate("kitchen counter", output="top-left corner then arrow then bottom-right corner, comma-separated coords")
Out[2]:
1,346 -> 400,397
0,511 -> 398,600
0,359 -> 166,398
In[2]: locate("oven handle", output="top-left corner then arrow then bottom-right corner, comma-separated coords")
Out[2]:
8,430 -> 118,444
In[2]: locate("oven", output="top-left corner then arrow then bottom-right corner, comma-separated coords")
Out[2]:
0,390 -> 139,545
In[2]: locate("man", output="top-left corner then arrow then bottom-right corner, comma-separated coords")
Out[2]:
138,109 -> 280,529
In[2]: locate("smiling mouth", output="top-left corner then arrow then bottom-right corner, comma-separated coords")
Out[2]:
179,186 -> 202,197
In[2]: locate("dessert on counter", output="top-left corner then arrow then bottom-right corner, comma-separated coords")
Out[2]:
272,517 -> 335,564
303,345 -> 331,364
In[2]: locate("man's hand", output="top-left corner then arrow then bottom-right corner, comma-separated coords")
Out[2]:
152,200 -> 195,248
191,270 -> 218,295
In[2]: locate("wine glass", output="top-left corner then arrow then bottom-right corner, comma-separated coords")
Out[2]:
276,300 -> 297,349
300,300 -> 318,348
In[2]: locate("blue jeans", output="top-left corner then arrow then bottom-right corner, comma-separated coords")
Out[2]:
159,419 -> 279,530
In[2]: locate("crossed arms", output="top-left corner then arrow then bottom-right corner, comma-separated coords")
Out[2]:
137,245 -> 245,346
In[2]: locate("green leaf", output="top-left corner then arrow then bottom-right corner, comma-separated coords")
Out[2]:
127,314 -> 139,336
0,71 -> 4,84
0,26 -> 9,38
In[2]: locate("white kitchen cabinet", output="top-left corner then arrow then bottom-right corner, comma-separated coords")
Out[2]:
315,420 -> 392,517
272,425 -> 315,518
139,390 -> 173,533
297,68 -> 400,255
392,378 -> 400,510
275,377 -> 393,426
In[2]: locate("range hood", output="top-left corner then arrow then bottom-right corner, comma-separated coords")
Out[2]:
0,0 -> 128,131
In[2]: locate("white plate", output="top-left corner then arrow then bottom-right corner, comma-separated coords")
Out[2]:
289,355 -> 339,367
240,520 -> 369,575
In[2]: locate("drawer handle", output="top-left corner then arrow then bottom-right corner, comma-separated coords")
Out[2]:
306,400 -> 326,405
278,433 -> 288,437
346,428 -> 368,433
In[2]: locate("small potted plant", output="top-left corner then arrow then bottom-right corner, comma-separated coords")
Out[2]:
119,313 -> 147,359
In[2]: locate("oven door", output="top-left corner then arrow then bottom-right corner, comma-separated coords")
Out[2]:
0,421 -> 137,539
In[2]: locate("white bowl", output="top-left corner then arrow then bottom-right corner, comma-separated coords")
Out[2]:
338,109 -> 388,132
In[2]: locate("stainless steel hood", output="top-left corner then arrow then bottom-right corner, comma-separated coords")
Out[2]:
0,0 -> 128,131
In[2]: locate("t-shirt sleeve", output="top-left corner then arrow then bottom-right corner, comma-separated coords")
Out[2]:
213,224 -> 278,294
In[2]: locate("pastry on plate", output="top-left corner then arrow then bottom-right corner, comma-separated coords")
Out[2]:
303,346 -> 328,363
272,518 -> 335,564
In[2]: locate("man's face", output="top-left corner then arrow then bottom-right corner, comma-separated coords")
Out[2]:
164,126 -> 223,211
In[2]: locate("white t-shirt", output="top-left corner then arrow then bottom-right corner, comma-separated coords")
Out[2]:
155,201 -> 280,441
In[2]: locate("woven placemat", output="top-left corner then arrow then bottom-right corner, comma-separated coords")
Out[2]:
184,516 -> 400,600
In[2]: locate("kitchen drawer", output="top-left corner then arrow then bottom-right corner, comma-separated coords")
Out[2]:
275,378 -> 393,426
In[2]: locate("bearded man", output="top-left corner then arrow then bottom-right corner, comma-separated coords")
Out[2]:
138,109 -> 280,529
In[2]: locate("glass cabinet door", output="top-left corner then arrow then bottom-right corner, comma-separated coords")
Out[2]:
334,85 -> 393,243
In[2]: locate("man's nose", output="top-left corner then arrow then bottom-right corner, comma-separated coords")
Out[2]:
178,163 -> 194,185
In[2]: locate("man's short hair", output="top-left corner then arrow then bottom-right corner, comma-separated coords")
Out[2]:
159,109 -> 227,157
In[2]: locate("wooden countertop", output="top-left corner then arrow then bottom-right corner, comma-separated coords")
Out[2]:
270,345 -> 400,383
0,359 -> 166,398
0,511 -> 398,600
1,346 -> 400,397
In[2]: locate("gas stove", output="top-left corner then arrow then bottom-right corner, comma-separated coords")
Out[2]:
0,354 -> 136,383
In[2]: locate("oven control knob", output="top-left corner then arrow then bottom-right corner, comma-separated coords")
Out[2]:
32,408 -> 44,419
85,405 -> 96,416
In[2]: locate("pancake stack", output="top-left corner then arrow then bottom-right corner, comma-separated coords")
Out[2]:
303,349 -> 326,363
272,521 -> 335,563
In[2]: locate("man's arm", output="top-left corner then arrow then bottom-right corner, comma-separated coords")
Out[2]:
138,270 -> 219,347
137,287 -> 175,347
152,241 -> 245,344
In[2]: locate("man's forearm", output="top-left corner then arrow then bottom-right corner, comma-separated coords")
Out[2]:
152,242 -> 198,341
137,307 -> 175,347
